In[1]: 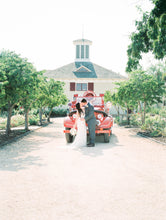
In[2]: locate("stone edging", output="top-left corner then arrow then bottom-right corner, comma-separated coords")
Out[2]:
127,127 -> 166,146
136,132 -> 166,146
0,123 -> 49,148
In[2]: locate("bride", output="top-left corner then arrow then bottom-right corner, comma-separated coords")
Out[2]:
71,102 -> 87,147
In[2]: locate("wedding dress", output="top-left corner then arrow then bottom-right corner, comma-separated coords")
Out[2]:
71,111 -> 87,147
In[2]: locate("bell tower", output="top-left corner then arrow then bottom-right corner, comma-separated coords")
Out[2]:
73,39 -> 92,62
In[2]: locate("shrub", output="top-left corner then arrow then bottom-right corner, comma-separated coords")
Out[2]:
17,107 -> 24,115
141,114 -> 166,137
11,115 -> 25,127
114,115 -> 128,126
29,115 -> 39,125
45,106 -> 68,117
29,109 -> 39,116
0,117 -> 7,129
0,111 -> 8,118
0,115 -> 24,129
146,107 -> 160,115
159,109 -> 166,117
130,113 -> 142,126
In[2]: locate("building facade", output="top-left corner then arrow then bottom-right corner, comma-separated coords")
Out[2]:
44,39 -> 127,101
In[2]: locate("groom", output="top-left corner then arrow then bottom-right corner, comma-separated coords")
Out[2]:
80,98 -> 96,147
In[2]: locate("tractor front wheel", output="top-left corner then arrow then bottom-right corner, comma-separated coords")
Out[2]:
65,128 -> 74,143
104,133 -> 110,143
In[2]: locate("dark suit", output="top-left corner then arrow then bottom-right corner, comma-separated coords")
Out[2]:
84,103 -> 96,144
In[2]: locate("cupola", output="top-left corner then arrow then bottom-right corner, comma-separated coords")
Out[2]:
73,39 -> 92,62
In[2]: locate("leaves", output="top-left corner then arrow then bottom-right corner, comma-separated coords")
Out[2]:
126,0 -> 166,72
105,70 -> 165,124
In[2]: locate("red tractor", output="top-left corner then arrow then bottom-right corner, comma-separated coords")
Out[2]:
64,91 -> 113,143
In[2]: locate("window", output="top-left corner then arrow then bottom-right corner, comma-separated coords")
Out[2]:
86,45 -> 89,58
76,83 -> 87,91
70,82 -> 93,91
76,45 -> 80,59
81,45 -> 84,58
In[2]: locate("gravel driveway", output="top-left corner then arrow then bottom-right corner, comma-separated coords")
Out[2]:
0,117 -> 166,220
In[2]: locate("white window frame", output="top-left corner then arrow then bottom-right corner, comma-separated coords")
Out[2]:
76,83 -> 88,91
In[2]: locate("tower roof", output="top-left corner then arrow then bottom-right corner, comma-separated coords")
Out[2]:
73,39 -> 92,45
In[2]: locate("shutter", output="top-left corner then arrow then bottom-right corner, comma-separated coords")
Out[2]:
70,82 -> 75,91
88,82 -> 94,91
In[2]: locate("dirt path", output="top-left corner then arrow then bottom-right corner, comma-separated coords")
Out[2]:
0,118 -> 166,220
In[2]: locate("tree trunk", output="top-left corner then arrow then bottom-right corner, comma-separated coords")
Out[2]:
114,105 -> 119,116
117,105 -> 120,117
25,108 -> 29,131
138,101 -> 143,125
6,102 -> 13,135
39,107 -> 42,125
143,101 -> 146,125
127,107 -> 130,125
47,107 -> 53,122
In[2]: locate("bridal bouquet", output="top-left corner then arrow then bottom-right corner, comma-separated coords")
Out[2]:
70,128 -> 77,136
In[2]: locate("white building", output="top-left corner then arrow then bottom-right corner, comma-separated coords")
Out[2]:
44,39 -> 127,101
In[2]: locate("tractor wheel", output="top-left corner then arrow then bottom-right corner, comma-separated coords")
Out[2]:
104,133 -> 110,143
65,128 -> 74,143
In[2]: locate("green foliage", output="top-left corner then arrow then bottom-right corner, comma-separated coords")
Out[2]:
43,79 -> 67,107
0,50 -> 36,105
36,78 -> 67,122
11,115 -> 25,127
112,70 -> 165,124
147,106 -> 161,114
0,117 -> 7,129
159,108 -> 166,117
0,115 -> 24,129
29,115 -> 39,125
147,59 -> 166,81
45,106 -> 67,117
29,109 -> 39,116
146,106 -> 166,116
126,0 -> 166,72
141,114 -> 166,137
129,70 -> 164,105
17,107 -> 25,115
0,50 -> 40,134
130,113 -> 142,126
104,90 -> 113,103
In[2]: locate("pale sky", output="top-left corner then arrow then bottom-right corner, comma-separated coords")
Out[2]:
0,0 -> 154,76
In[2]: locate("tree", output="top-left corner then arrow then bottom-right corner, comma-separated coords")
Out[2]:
33,76 -> 49,125
115,80 -> 137,125
110,70 -> 165,125
0,50 -> 37,134
104,81 -> 137,125
0,62 -> 8,108
104,90 -> 122,117
20,70 -> 43,131
126,70 -> 164,124
126,0 -> 166,72
41,79 -> 67,122
147,59 -> 166,81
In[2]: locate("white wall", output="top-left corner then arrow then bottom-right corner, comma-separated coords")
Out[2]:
62,79 -> 123,101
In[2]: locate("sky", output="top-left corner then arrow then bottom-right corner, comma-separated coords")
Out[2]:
0,0 -> 154,76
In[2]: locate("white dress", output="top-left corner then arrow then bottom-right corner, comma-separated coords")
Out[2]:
71,111 -> 87,147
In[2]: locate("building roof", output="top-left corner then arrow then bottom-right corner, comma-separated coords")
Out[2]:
44,62 -> 126,79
